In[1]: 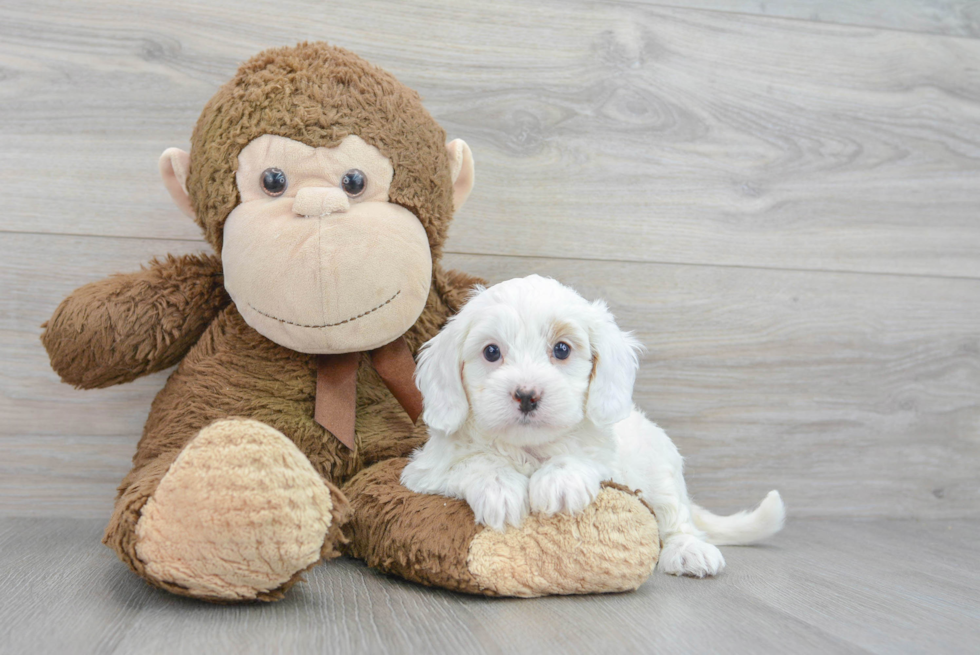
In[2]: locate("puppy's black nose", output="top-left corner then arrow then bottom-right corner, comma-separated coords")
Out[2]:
514,389 -> 539,414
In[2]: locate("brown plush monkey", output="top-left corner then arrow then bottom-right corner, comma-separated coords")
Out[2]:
42,43 -> 659,602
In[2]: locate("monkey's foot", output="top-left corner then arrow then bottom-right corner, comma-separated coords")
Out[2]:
342,459 -> 660,597
134,418 -> 348,602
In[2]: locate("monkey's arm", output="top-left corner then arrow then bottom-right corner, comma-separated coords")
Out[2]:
42,253 -> 229,389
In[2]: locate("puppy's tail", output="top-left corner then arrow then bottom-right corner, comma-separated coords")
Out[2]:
691,491 -> 786,546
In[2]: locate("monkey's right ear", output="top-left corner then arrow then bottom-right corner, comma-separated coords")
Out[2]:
159,148 -> 195,219
446,139 -> 474,213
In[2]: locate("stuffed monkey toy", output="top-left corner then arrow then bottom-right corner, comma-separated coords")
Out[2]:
42,42 -> 659,602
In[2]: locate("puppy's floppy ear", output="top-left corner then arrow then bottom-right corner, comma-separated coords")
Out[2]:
585,300 -> 643,426
415,310 -> 472,436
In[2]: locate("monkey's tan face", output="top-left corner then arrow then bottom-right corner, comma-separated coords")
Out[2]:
221,134 -> 432,354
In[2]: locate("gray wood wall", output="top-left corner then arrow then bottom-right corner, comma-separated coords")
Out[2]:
2,0 -> 978,520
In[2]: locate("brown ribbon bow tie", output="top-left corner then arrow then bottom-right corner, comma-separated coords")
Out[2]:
314,336 -> 423,450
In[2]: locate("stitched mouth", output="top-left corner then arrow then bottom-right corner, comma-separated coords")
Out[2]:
247,290 -> 401,328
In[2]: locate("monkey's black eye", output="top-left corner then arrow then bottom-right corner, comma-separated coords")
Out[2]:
483,344 -> 501,363
260,168 -> 287,197
553,342 -> 571,360
341,169 -> 366,197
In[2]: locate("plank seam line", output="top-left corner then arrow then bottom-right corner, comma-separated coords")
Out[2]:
447,249 -> 980,283
610,0 -> 980,42
3,228 -> 979,283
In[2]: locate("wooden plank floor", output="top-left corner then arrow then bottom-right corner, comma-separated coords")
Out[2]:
2,517 -> 978,654
2,1 -> 979,277
646,1 -> 980,38
2,0 -> 978,521
1,0 -> 978,652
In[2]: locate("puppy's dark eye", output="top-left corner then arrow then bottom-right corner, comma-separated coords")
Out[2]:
261,168 -> 287,197
553,342 -> 571,360
483,344 -> 501,362
341,169 -> 366,197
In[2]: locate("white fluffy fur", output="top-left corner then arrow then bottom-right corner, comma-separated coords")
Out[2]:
401,275 -> 786,578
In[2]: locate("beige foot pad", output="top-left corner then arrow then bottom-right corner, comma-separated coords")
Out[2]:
342,459 -> 659,597
467,484 -> 660,597
135,418 -> 341,601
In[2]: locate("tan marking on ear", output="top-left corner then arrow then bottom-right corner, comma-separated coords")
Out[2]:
466,487 -> 659,597
547,319 -> 588,352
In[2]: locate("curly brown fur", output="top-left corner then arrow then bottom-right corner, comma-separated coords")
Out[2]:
342,458 -> 490,595
37,43 -> 487,600
42,253 -> 228,389
42,43 -> 655,602
188,42 -> 455,258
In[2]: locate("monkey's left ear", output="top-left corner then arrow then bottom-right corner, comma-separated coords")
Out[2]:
159,147 -> 195,219
446,139 -> 475,212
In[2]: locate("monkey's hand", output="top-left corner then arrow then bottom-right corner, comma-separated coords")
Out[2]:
42,252 -> 229,389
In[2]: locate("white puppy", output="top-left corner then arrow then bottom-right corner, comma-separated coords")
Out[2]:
401,275 -> 785,577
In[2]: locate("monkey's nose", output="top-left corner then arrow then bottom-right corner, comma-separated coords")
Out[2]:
513,388 -> 540,414
293,187 -> 350,217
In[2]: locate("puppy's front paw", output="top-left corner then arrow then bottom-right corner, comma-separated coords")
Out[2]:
659,534 -> 726,578
529,461 -> 602,516
466,469 -> 529,532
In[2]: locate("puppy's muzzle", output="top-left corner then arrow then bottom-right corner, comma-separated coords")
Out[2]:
513,388 -> 541,414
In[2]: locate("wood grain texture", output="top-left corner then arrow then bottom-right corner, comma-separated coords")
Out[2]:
447,254 -> 980,521
1,0 -> 979,277
3,232 -> 978,519
1,517 -> 978,654
648,1 -> 980,38
2,1 -> 978,649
